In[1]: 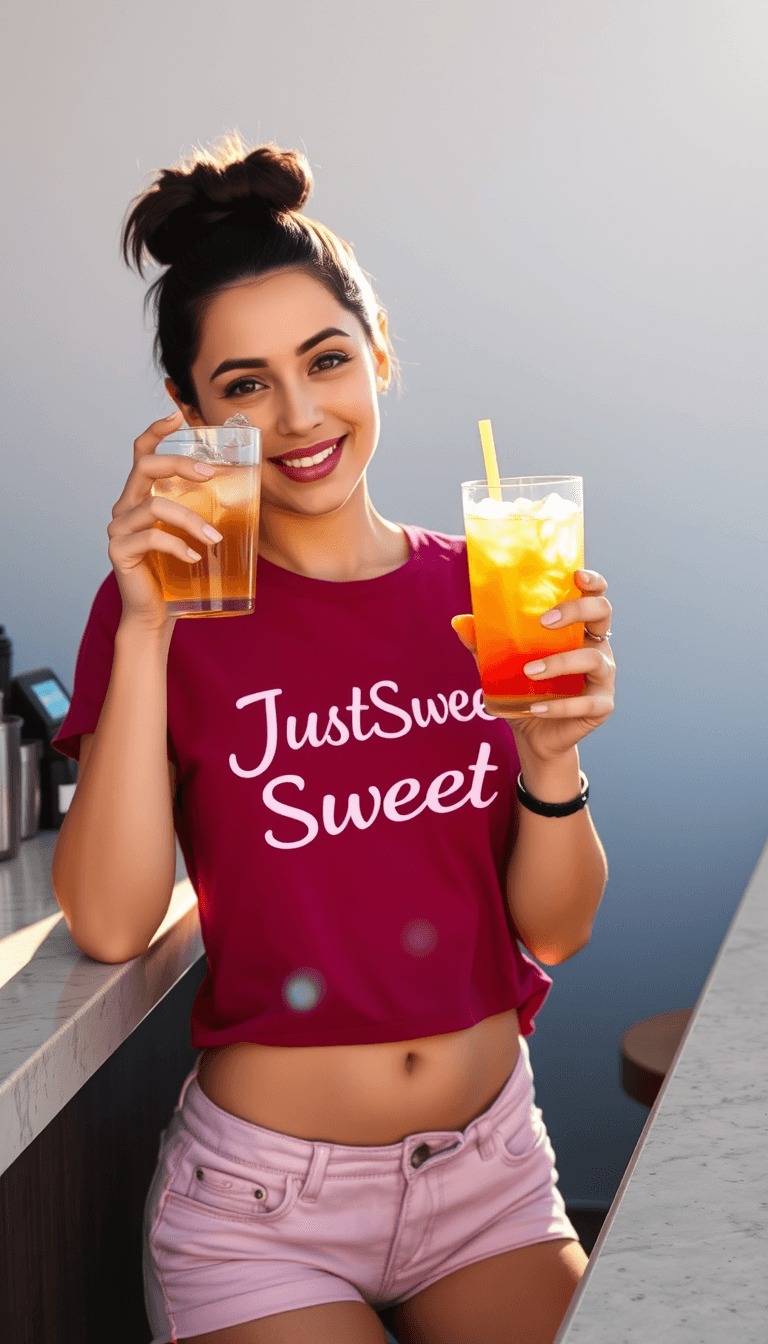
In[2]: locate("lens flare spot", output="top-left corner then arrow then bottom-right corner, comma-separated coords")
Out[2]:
401,919 -> 438,958
282,969 -> 325,1013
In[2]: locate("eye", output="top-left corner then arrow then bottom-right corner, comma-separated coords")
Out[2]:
224,376 -> 266,398
311,351 -> 350,373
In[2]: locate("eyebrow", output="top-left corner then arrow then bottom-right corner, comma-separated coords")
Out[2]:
209,328 -> 352,382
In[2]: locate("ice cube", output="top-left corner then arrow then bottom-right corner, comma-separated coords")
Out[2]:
466,497 -> 502,520
186,447 -> 229,463
220,413 -> 256,457
213,467 -> 255,510
532,492 -> 580,521
468,492 -> 579,522
157,480 -> 211,515
186,431 -> 229,464
517,572 -> 563,615
467,496 -> 535,520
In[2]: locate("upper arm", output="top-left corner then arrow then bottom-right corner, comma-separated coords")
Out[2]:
78,732 -> 177,799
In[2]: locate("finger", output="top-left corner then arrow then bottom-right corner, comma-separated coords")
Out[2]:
540,595 -> 612,632
109,525 -> 205,572
109,495 -> 223,546
523,648 -> 614,684
113,455 -> 217,519
132,410 -> 184,462
451,614 -> 477,653
574,569 -> 607,594
528,693 -> 614,720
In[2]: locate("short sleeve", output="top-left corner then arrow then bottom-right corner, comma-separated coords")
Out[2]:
52,573 -> 123,762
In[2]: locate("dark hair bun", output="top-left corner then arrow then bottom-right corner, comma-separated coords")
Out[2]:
123,134 -> 313,272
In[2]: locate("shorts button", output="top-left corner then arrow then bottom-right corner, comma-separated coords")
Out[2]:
195,1168 -> 203,1180
254,1186 -> 266,1201
411,1143 -> 431,1169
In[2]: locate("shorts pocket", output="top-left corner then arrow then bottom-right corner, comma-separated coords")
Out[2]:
167,1151 -> 300,1224
497,1099 -> 549,1165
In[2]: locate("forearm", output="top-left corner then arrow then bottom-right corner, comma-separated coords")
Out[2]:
52,620 -> 177,963
505,742 -> 608,964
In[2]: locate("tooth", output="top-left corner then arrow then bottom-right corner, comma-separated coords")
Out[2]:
275,442 -> 337,469
297,447 -> 333,467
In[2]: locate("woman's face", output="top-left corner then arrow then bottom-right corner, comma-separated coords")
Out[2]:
175,269 -> 390,517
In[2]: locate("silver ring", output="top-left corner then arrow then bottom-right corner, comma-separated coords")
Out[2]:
585,627 -> 612,642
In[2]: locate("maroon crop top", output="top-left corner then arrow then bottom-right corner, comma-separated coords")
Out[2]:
54,527 -> 552,1047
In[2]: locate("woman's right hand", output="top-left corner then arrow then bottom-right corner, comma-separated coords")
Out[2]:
107,410 -> 219,632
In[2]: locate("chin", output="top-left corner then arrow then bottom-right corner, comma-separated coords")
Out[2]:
262,471 -> 368,518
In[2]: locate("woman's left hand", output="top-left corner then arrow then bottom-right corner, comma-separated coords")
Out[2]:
452,569 -> 615,762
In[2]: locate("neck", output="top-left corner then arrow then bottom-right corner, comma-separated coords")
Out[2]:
257,478 -> 409,582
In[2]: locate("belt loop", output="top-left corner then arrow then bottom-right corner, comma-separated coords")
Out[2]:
300,1143 -> 331,1203
476,1117 -> 497,1161
177,1065 -> 199,1111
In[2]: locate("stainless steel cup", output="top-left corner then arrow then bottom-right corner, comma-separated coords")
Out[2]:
20,740 -> 42,840
0,716 -> 23,862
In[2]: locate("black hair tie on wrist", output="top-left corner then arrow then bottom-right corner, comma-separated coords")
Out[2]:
516,771 -> 589,817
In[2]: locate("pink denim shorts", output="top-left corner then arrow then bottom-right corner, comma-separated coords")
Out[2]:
143,1036 -> 577,1342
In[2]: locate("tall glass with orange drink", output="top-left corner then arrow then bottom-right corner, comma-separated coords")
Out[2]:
462,477 -> 584,716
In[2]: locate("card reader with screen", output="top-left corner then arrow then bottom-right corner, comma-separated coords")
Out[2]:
6,669 -> 77,827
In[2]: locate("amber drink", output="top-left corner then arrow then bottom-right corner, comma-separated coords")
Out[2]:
462,477 -> 584,716
148,426 -> 261,617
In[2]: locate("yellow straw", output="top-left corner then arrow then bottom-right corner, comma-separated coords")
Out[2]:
479,420 -> 502,501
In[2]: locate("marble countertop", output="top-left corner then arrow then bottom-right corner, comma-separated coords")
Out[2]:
556,836 -> 768,1343
0,830 -> 203,1177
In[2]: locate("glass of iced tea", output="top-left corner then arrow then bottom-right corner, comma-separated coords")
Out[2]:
147,425 -> 261,617
462,476 -> 584,716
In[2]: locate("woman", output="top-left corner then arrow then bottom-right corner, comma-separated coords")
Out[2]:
52,136 -> 614,1344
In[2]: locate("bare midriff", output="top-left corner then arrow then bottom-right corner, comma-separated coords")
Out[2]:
196,1007 -> 522,1145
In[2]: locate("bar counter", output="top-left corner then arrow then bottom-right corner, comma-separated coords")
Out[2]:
556,836 -> 768,1343
0,831 -> 205,1343
0,831 -> 202,1178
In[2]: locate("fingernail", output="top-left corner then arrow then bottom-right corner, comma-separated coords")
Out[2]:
186,548 -> 202,561
203,525 -> 223,542
524,661 -> 547,676
529,702 -> 549,714
194,464 -> 216,476
165,409 -> 181,419
576,569 -> 591,583
540,610 -> 561,626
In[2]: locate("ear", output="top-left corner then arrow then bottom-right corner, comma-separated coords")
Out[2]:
373,311 -> 392,392
165,377 -> 205,425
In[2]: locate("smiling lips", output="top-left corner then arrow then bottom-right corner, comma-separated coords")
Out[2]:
268,436 -> 346,482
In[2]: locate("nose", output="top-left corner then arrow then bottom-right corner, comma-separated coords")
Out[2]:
274,378 -> 324,438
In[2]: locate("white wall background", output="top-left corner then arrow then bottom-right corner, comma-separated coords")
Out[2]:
2,0 -> 767,1206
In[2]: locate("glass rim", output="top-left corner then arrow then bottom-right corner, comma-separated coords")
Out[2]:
461,475 -> 581,489
159,426 -> 261,439
155,425 -> 261,462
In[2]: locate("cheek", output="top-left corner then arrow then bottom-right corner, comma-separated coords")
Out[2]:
340,367 -> 379,425
190,387 -> 225,425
